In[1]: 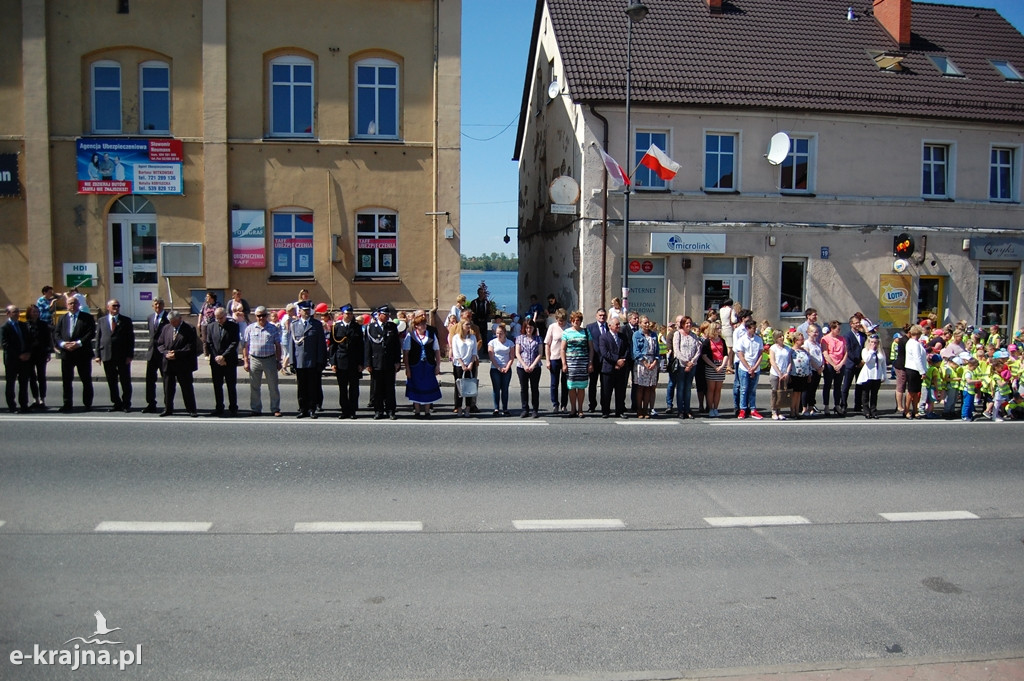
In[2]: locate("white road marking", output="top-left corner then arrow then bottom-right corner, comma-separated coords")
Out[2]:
293,521 -> 423,533
879,511 -> 980,522
512,519 -> 626,531
704,515 -> 811,527
95,521 -> 213,533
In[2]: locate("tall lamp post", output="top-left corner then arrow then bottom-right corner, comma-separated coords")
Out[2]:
621,0 -> 648,314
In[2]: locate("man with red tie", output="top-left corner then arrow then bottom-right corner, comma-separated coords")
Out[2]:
95,298 -> 135,412
52,296 -> 95,412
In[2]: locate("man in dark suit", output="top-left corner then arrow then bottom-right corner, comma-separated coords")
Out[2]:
94,298 -> 135,412
598,316 -> 631,418
623,310 -> 640,413
585,308 -> 608,413
52,296 -> 95,412
3,305 -> 32,413
143,298 -> 170,413
330,304 -> 364,419
155,310 -> 199,417
841,314 -> 868,416
364,305 -> 401,420
289,300 -> 327,418
203,307 -> 240,416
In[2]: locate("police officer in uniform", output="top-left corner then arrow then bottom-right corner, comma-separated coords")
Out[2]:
364,305 -> 401,420
289,300 -> 327,418
330,304 -> 364,419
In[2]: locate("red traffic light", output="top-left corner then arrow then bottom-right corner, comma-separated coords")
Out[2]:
893,233 -> 915,257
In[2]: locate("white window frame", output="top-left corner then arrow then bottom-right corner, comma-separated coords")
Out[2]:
139,60 -> 170,134
356,209 -> 399,278
780,134 -> 815,194
268,56 -> 315,138
922,141 -> 955,199
91,60 -> 122,134
779,257 -> 807,317
633,129 -> 671,190
703,131 -> 740,192
271,210 -> 315,278
989,145 -> 1020,203
354,58 -> 400,140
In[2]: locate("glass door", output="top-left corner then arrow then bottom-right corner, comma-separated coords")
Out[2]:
977,273 -> 1014,338
109,219 -> 158,318
702,257 -> 749,315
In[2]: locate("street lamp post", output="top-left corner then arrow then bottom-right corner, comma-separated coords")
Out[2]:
621,0 -> 648,314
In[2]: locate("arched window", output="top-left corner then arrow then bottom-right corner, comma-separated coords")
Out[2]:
91,60 -> 122,134
354,58 -> 399,139
269,56 -> 314,137
140,60 -> 170,133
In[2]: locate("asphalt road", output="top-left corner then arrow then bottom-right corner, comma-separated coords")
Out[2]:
1,415 -> 1022,680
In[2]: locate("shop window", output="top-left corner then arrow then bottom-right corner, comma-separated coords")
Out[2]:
272,211 -> 314,277
780,258 -> 806,316
356,210 -> 398,277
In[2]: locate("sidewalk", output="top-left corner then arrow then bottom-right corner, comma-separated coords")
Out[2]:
672,655 -> 1024,681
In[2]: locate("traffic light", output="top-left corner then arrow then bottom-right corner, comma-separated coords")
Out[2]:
893,233 -> 915,258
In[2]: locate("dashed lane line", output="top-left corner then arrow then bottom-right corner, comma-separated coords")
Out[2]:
879,511 -> 980,522
94,521 -> 213,533
512,519 -> 626,531
293,521 -> 423,533
704,515 -> 811,528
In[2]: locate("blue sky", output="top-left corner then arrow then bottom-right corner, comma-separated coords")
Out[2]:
458,0 -> 1024,258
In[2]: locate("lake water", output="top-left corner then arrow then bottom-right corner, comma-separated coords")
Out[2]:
460,270 -> 520,315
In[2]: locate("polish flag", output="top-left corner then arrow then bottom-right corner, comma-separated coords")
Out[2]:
639,144 -> 681,181
598,147 -> 631,189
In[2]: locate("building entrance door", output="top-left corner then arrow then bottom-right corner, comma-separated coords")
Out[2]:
977,273 -> 1015,337
108,197 -> 159,319
702,257 -> 749,314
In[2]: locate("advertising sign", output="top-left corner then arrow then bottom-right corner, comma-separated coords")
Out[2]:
628,258 -> 666,324
76,138 -> 184,195
878,274 -> 912,329
0,153 -> 19,197
63,263 -> 98,288
649,233 -> 726,254
231,210 -> 266,268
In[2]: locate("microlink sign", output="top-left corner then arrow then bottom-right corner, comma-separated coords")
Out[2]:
649,233 -> 726,254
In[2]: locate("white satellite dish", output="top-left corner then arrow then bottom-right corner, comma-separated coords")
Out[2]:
765,132 -> 791,165
547,79 -> 561,100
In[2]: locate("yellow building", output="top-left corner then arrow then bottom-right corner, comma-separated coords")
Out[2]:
0,0 -> 461,321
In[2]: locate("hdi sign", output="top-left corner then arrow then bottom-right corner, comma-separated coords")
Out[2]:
63,263 -> 98,288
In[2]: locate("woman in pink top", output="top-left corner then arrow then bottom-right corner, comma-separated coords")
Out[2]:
820,320 -> 848,416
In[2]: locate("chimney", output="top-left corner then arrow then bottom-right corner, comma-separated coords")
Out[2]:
707,0 -> 723,14
873,0 -> 911,48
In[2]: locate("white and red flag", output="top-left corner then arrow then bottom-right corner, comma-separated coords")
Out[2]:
598,146 -> 631,189
639,144 -> 681,181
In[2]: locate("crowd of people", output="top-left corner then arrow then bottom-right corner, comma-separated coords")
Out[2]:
5,285 -> 1024,422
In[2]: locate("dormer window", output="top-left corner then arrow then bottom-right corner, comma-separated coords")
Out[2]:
867,50 -> 906,72
990,60 -> 1024,81
928,56 -> 964,77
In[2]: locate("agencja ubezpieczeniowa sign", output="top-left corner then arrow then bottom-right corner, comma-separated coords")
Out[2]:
76,138 -> 183,195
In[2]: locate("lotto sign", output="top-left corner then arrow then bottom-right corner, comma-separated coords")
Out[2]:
877,274 -> 912,328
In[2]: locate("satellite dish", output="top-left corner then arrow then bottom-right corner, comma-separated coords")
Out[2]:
765,132 -> 791,165
547,79 -> 561,100
893,259 -> 909,273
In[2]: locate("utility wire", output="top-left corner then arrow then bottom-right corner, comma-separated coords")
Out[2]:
461,113 -> 520,142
